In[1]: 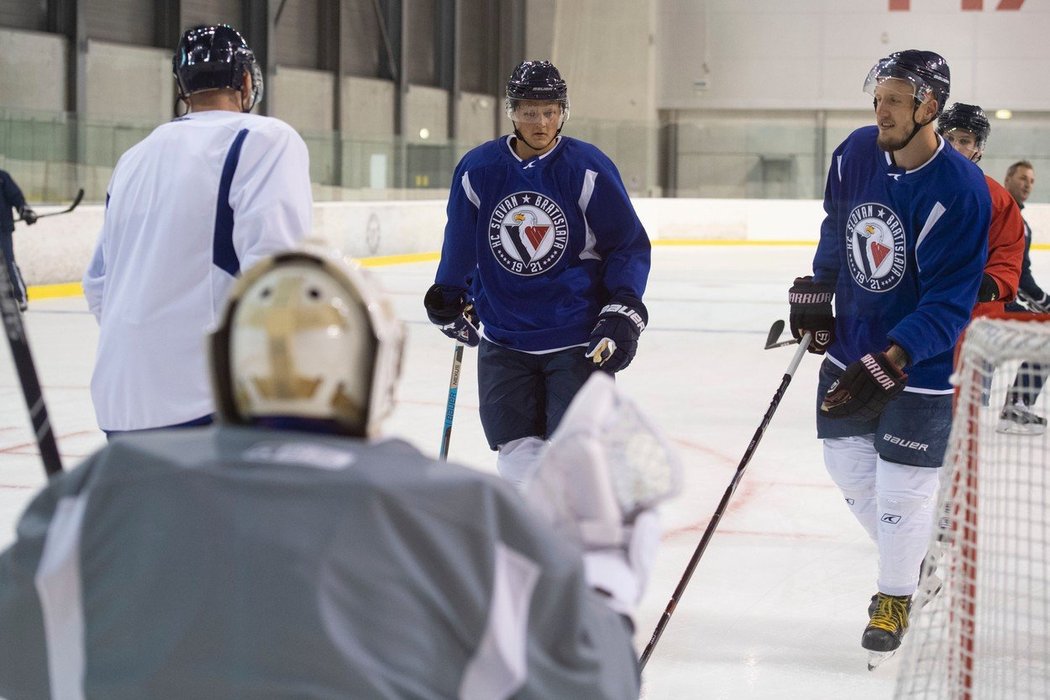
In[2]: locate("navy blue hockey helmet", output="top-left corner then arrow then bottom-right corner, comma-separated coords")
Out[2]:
507,60 -> 568,103
505,60 -> 570,131
173,24 -> 263,111
864,49 -> 950,117
937,103 -> 990,145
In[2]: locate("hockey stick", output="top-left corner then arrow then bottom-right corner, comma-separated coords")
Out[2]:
438,343 -> 464,460
764,319 -> 802,350
764,319 -> 800,349
639,330 -> 812,670
14,188 -> 85,222
0,247 -> 63,477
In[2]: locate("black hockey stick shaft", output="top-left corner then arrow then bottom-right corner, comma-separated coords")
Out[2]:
14,188 -> 85,222
639,332 -> 812,670
0,248 -> 63,476
439,343 -> 464,460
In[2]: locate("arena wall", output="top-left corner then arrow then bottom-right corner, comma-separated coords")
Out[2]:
16,199 -> 1050,288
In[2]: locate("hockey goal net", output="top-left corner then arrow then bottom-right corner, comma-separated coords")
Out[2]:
895,313 -> 1050,699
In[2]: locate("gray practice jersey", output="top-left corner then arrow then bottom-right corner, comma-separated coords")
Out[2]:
0,426 -> 639,699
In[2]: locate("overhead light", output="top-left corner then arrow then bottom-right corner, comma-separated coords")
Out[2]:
994,109 -> 1013,120
419,128 -> 430,139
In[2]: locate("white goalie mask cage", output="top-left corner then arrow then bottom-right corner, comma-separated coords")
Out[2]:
210,246 -> 404,438
526,372 -> 683,549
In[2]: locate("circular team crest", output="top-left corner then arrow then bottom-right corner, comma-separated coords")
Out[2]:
845,202 -> 907,292
488,191 -> 569,276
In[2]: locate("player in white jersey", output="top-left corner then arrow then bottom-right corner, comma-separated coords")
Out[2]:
0,246 -> 677,698
82,24 -> 312,436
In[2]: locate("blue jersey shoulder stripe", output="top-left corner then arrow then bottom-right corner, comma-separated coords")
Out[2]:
213,128 -> 250,276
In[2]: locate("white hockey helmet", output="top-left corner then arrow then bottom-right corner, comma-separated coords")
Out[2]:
210,245 -> 404,438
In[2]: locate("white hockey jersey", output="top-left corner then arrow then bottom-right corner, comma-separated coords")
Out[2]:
83,110 -> 312,431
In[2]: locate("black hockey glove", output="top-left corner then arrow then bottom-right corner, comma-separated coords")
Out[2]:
821,352 -> 908,421
586,297 -> 648,374
789,276 -> 834,354
977,273 -> 1000,303
424,283 -> 480,347
19,207 -> 37,225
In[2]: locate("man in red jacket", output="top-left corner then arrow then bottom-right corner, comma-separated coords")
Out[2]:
937,103 -> 1024,317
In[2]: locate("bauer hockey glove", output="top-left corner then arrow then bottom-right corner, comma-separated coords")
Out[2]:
586,297 -> 648,374
423,284 -> 480,347
788,276 -> 834,354
821,352 -> 908,421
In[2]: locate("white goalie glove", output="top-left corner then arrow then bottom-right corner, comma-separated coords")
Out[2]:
525,373 -> 682,619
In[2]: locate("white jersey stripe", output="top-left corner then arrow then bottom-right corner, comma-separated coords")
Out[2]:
914,201 -> 947,268
461,171 -> 481,209
34,496 -> 89,700
578,169 -> 600,261
458,542 -> 540,700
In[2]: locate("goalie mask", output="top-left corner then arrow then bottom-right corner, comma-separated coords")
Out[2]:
210,247 -> 404,438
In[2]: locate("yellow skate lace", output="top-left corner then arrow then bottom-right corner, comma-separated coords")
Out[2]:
868,594 -> 910,634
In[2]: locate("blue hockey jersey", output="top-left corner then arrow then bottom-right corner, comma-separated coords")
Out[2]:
813,126 -> 991,392
435,135 -> 651,352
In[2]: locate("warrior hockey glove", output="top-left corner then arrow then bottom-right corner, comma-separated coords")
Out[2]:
586,296 -> 648,374
821,352 -> 908,421
789,276 -> 834,354
977,273 -> 1000,303
19,207 -> 37,225
423,284 -> 480,347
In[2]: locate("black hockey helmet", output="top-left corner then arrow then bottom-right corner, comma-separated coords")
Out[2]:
506,60 -> 568,105
864,49 -> 950,117
173,24 -> 263,111
937,103 -> 990,145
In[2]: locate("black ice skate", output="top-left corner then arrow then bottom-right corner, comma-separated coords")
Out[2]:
863,592 -> 911,670
997,403 -> 1047,435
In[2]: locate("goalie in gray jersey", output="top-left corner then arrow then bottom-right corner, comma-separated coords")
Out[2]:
0,246 -> 679,699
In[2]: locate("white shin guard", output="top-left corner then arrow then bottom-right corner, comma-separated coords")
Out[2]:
874,458 -> 939,596
496,436 -> 548,491
823,435 -> 880,543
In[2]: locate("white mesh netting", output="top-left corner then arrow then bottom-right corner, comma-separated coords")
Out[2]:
895,316 -> 1050,699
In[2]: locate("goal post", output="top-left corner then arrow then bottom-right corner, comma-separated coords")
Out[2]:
895,313 -> 1050,699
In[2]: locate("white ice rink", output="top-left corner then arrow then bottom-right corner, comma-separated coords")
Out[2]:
3,244 -> 1047,699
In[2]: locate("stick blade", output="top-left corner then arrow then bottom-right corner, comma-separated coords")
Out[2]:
764,320 -> 786,349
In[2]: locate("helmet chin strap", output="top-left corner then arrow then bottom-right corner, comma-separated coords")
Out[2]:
895,102 -> 936,152
512,122 -> 564,154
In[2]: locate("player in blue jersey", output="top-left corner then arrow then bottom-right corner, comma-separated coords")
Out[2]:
424,60 -> 651,488
788,49 -> 991,668
0,169 -> 37,312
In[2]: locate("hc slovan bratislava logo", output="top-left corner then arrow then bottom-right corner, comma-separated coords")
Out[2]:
488,191 -> 569,276
845,202 -> 907,292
